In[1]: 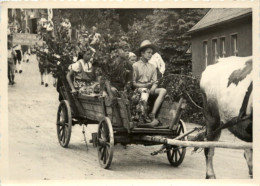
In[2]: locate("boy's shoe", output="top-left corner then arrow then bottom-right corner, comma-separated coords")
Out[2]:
144,116 -> 152,123
19,70 -> 22,73
15,70 -> 18,73
26,59 -> 29,63
12,81 -> 15,85
148,113 -> 155,121
41,81 -> 44,85
45,83 -> 48,87
148,113 -> 160,127
148,118 -> 160,127
8,82 -> 12,85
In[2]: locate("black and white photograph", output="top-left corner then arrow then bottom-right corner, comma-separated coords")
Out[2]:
1,1 -> 259,184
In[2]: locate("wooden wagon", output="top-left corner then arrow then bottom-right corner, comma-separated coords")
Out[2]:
56,75 -> 188,169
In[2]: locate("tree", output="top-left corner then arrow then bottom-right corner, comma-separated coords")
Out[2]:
127,9 -> 208,123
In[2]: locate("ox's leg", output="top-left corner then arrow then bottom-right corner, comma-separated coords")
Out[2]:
244,149 -> 253,177
203,96 -> 221,179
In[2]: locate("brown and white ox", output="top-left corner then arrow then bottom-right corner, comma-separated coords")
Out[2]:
200,56 -> 253,179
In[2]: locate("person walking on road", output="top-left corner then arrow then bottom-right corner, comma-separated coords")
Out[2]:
13,44 -> 23,73
8,41 -> 16,85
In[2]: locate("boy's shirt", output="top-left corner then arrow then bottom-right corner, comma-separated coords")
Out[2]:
133,60 -> 157,84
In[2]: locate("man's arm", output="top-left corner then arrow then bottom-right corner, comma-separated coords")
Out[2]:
66,69 -> 77,93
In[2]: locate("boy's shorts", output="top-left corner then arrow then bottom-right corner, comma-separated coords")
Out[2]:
137,88 -> 150,102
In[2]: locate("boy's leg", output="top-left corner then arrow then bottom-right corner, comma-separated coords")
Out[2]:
139,88 -> 151,123
149,88 -> 167,122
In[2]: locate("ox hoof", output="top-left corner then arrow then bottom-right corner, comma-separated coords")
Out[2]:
206,174 -> 216,179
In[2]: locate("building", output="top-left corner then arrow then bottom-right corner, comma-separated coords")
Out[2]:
8,9 -> 49,34
188,8 -> 252,76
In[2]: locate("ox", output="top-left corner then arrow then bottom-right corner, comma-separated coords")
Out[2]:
200,56 -> 253,179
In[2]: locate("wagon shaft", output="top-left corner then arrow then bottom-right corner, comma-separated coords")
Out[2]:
134,135 -> 252,149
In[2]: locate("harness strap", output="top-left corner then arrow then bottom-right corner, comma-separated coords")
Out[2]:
239,81 -> 252,118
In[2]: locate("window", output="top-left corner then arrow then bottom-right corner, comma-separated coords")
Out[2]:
231,34 -> 238,56
203,41 -> 208,66
212,39 -> 218,63
220,37 -> 226,58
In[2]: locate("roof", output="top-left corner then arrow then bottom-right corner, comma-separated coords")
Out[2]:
188,8 -> 252,33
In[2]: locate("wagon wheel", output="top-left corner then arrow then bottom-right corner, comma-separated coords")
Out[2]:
97,117 -> 114,169
167,119 -> 187,167
56,100 -> 72,148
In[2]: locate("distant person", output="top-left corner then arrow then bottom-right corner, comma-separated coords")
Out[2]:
8,41 -> 16,85
21,45 -> 30,63
79,25 -> 88,41
149,52 -> 165,79
60,18 -> 72,40
36,42 -> 50,87
88,26 -> 101,48
129,52 -> 137,65
13,44 -> 23,73
39,14 -> 48,30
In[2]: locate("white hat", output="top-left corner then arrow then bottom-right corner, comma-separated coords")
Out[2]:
129,52 -> 136,58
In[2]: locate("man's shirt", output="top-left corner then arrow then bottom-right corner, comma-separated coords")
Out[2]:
149,52 -> 165,75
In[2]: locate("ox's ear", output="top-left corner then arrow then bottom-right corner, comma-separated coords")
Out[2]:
227,59 -> 252,87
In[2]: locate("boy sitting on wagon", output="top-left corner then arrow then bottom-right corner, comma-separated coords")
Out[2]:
133,40 -> 167,126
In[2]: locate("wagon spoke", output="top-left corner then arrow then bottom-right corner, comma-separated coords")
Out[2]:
177,125 -> 183,135
170,149 -> 174,160
62,128 -> 66,144
106,147 -> 110,161
58,126 -> 63,135
60,129 -> 65,142
174,150 -> 178,162
57,121 -> 63,126
101,127 -> 106,139
103,147 -> 107,164
177,149 -> 181,157
100,147 -> 105,160
102,123 -> 109,139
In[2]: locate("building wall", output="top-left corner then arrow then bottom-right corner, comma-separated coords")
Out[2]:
191,16 -> 252,76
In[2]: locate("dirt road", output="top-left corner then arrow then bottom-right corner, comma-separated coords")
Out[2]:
8,54 -> 251,180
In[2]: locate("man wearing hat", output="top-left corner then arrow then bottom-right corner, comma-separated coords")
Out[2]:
133,40 -> 167,126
